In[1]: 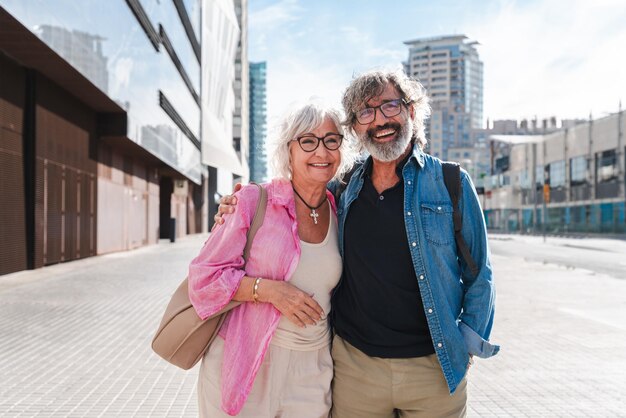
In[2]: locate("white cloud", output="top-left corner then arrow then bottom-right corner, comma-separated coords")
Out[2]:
364,47 -> 406,62
251,0 -> 626,127
468,0 -> 626,121
249,0 -> 302,30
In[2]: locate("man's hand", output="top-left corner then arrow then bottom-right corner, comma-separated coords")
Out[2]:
212,183 -> 242,230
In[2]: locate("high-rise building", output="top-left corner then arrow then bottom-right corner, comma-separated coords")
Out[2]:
233,0 -> 250,184
0,0 -> 245,275
200,0 -> 246,228
404,35 -> 484,160
249,62 -> 268,182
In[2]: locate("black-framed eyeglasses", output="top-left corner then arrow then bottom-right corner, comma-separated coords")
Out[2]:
294,133 -> 343,152
355,98 -> 411,125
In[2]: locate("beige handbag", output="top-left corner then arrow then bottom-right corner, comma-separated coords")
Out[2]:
151,184 -> 268,370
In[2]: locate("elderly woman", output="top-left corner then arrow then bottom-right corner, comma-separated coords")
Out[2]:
187,101 -> 355,417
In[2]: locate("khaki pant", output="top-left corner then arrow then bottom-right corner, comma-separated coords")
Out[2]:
331,336 -> 467,418
198,337 -> 333,417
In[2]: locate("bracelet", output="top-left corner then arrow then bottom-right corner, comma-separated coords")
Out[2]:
253,277 -> 262,303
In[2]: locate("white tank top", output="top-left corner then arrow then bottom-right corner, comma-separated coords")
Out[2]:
270,208 -> 342,351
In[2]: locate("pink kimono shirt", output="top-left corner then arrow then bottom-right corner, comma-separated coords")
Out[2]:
188,178 -> 336,415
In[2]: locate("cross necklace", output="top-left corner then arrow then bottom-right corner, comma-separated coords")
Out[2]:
292,187 -> 327,225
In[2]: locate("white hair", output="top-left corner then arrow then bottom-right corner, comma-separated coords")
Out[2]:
269,100 -> 357,181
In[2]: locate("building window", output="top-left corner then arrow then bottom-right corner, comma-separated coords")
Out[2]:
535,166 -> 544,187
570,155 -> 588,185
549,160 -> 565,187
519,170 -> 531,189
596,149 -> 617,182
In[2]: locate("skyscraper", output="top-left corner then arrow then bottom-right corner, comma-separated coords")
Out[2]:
249,61 -> 267,182
404,35 -> 484,160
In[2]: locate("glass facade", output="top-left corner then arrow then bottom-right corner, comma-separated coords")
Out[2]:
486,203 -> 626,234
1,0 -> 202,183
249,61 -> 267,182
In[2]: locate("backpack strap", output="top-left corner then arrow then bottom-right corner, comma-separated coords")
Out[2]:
441,163 -> 480,278
333,161 -> 363,202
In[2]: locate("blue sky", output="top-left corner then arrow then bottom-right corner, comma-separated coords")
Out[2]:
249,0 -> 626,126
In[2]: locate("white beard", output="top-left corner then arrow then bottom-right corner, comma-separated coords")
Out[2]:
359,118 -> 414,162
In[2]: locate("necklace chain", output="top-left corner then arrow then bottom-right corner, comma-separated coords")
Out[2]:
292,187 -> 327,225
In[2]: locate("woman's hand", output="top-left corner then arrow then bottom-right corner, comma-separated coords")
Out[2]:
259,280 -> 324,328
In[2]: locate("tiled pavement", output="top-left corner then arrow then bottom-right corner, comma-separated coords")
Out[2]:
1,234 -> 625,417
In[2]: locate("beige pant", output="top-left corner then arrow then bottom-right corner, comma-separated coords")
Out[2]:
198,337 -> 333,417
331,336 -> 467,418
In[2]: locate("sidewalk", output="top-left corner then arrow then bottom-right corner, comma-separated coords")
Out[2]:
1,234 -> 625,417
0,236 -> 205,417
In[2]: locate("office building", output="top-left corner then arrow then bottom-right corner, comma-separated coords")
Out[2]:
200,0 -> 246,227
0,0 -> 245,275
404,35 -> 483,160
483,110 -> 625,234
233,0 -> 250,184
249,61 -> 268,182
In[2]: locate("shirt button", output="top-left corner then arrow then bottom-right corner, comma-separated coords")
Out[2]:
412,242 -> 416,247
437,343 -> 443,348
419,274 -> 424,280
379,195 -> 384,201
407,211 -> 412,216
437,206 -> 442,211
407,181 -> 412,185
428,308 -> 433,314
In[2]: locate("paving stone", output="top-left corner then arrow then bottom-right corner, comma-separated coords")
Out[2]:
1,234 -> 625,417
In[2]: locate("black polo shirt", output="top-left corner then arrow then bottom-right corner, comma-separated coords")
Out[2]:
332,157 -> 434,358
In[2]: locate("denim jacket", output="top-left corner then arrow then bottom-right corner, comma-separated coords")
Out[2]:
332,145 -> 499,394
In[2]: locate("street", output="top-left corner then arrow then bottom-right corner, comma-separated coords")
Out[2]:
1,234 -> 625,417
490,233 -> 626,281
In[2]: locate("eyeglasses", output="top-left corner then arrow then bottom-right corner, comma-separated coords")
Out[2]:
294,133 -> 343,152
355,98 -> 410,125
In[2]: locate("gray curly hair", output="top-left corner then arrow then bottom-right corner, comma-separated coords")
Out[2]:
341,69 -> 431,149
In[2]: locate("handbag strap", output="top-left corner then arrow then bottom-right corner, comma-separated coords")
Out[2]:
242,183 -> 268,262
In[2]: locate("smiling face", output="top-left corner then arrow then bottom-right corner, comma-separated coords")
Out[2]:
353,83 -> 414,163
289,116 -> 341,186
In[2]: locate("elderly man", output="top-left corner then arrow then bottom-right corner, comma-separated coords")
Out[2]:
328,69 -> 498,418
215,69 -> 498,417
